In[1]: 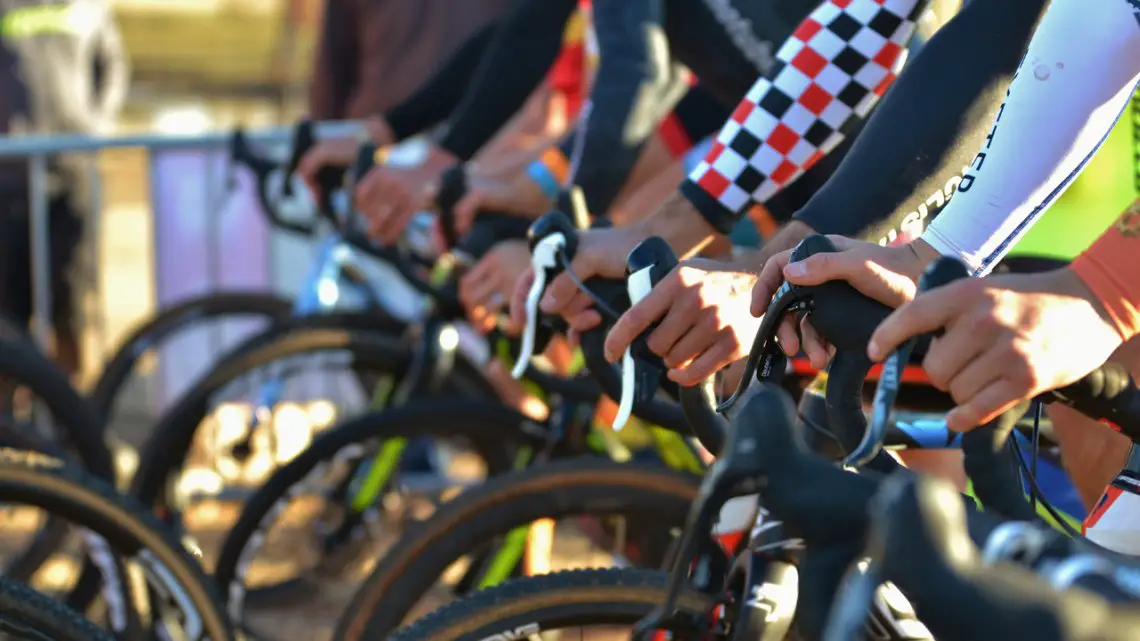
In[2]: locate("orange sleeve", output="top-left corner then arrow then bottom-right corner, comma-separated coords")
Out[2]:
1069,199 -> 1140,342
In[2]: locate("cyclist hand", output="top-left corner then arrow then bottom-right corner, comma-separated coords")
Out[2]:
508,225 -> 648,335
356,144 -> 459,246
868,269 -> 1124,432
603,260 -> 761,386
451,171 -> 554,237
355,165 -> 424,245
750,236 -> 938,366
460,240 -> 532,334
296,137 -> 357,196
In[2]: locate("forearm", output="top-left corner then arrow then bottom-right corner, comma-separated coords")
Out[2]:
383,19 -> 498,141
920,0 -> 1140,275
679,0 -> 925,236
792,0 -> 1051,245
636,191 -> 723,260
560,0 -> 688,214
438,0 -> 577,161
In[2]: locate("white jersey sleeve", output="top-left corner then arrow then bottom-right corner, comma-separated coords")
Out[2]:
919,0 -> 1140,276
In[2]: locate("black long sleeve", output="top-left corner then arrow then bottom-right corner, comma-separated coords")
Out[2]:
556,0 -> 690,214
437,0 -> 578,161
793,0 -> 1051,244
384,18 -> 500,141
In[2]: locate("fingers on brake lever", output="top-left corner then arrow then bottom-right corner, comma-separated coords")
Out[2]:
510,212 -> 580,379
614,237 -> 677,431
847,254 -> 970,468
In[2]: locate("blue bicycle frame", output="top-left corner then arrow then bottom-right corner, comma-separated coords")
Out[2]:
891,413 -> 1086,523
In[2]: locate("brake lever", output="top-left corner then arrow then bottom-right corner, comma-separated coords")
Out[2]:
718,279 -> 811,414
511,211 -> 580,379
282,119 -> 315,198
848,257 -> 971,468
614,237 -> 676,431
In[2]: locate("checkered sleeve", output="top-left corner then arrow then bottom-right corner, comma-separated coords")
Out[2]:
680,0 -> 927,235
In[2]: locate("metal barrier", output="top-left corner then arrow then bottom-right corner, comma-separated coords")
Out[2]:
0,122 -> 360,359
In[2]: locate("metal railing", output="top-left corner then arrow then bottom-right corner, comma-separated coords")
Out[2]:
0,121 -> 361,360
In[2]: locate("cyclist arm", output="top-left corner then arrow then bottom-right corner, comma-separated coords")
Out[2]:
436,0 -> 579,161
550,0 -> 690,215
677,0 -> 925,239
1067,203 -> 1140,343
919,0 -> 1140,275
382,18 -> 501,142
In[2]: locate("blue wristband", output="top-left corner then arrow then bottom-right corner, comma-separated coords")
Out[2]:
526,160 -> 561,202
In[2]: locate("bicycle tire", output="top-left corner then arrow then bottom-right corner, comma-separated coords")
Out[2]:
90,292 -> 292,422
0,448 -> 235,641
130,322 -> 495,514
0,329 -> 116,588
334,458 -> 700,641
386,568 -> 713,641
212,400 -> 540,624
0,575 -> 115,641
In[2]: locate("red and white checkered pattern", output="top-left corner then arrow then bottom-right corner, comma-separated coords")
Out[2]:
689,0 -> 926,214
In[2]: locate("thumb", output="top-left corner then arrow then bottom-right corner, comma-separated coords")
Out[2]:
508,268 -> 536,333
454,190 -> 483,237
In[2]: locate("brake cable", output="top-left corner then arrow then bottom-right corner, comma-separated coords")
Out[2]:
556,246 -> 623,321
1008,428 -> 1083,539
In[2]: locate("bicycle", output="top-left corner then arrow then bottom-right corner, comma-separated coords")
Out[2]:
379,231 -> 1138,640
0,447 -> 235,640
316,215 -> 1079,638
0,575 -> 115,641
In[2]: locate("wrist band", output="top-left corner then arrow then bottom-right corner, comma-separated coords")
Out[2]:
526,146 -> 572,203
526,161 -> 561,202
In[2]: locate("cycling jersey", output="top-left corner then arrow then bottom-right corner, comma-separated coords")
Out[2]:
552,0 -> 827,214
680,0 -> 928,235
548,4 -> 592,120
920,0 -> 1140,276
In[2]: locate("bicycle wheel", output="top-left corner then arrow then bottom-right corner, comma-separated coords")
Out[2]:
0,575 -> 114,641
211,401 -> 537,638
387,568 -> 713,641
334,458 -> 700,641
0,448 -> 234,640
131,313 -> 496,510
90,291 -> 292,422
0,330 -> 116,589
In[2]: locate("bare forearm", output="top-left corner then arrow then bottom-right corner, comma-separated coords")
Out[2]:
735,220 -> 815,273
638,191 -> 721,260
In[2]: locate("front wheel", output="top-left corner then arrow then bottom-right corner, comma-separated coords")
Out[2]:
0,576 -> 115,641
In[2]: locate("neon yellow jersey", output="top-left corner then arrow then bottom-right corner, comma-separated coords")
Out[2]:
1007,96 -> 1138,261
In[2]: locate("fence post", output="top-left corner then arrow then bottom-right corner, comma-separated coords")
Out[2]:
28,154 -> 52,352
